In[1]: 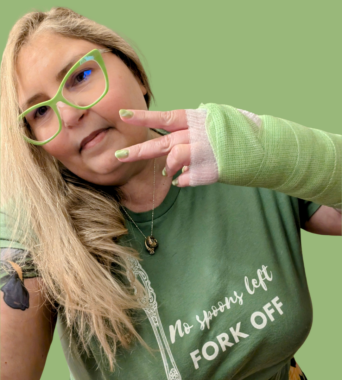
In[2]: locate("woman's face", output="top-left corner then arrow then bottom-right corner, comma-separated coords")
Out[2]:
16,32 -> 150,185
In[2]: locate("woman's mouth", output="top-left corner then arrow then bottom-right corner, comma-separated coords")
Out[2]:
80,128 -> 111,152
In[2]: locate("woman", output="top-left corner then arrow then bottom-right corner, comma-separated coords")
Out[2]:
0,7 -> 341,380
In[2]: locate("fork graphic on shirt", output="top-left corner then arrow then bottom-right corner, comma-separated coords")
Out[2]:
129,258 -> 181,380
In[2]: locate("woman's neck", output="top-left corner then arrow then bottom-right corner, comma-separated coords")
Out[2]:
119,154 -> 173,213
116,129 -> 174,213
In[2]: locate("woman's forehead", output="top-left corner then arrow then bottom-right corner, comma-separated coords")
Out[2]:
16,34 -> 103,108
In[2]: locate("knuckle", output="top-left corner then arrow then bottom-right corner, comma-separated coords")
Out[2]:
156,134 -> 173,152
141,111 -> 148,122
134,144 -> 144,158
169,145 -> 183,164
160,111 -> 174,125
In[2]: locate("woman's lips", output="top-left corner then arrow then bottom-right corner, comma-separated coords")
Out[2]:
80,128 -> 111,151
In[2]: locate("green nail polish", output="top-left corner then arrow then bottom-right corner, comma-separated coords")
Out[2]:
172,179 -> 179,186
115,149 -> 129,159
119,109 -> 134,118
162,167 -> 167,176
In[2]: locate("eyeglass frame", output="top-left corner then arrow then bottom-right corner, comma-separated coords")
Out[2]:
18,48 -> 112,146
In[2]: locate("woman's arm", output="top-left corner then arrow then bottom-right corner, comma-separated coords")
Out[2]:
304,205 -> 342,235
187,104 -> 341,209
114,105 -> 342,210
1,277 -> 57,380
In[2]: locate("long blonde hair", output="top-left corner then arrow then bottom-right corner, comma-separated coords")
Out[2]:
0,7 -> 154,371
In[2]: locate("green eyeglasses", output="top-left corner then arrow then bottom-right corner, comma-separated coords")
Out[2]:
18,48 -> 111,145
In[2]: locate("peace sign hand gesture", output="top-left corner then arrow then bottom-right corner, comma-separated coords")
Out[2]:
115,108 -> 218,187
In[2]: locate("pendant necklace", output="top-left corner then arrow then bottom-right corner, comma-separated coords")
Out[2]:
121,158 -> 158,255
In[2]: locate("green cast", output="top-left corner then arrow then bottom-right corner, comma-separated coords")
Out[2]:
199,103 -> 342,209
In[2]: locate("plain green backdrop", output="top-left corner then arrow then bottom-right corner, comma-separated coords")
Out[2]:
1,1 -> 341,379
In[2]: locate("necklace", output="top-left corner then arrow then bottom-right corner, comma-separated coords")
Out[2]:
121,158 -> 158,255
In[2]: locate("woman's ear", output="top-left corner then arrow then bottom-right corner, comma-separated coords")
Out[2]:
135,75 -> 147,96
139,82 -> 147,96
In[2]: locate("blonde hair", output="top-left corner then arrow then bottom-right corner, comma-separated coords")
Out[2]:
0,7 -> 154,371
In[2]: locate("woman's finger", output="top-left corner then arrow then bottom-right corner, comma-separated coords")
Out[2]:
119,109 -> 188,132
115,129 -> 190,162
172,171 -> 190,188
164,144 -> 191,178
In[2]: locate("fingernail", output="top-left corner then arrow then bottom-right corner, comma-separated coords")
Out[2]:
119,109 -> 134,118
115,149 -> 129,159
182,166 -> 187,173
172,178 -> 178,186
162,167 -> 167,176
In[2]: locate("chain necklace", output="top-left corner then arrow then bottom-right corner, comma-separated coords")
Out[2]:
121,158 -> 158,255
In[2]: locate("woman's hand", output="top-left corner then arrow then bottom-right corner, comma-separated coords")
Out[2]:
115,109 -> 192,187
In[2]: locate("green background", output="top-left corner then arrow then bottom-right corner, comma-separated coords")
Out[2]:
1,0 -> 341,378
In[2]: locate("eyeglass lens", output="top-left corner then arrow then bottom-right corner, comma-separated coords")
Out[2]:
23,59 -> 106,142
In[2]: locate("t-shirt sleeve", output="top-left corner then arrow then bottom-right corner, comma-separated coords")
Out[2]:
297,198 -> 322,229
0,212 -> 39,281
0,211 -> 39,310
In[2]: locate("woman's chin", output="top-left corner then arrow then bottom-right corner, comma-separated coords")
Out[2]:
83,155 -> 134,186
87,158 -> 120,178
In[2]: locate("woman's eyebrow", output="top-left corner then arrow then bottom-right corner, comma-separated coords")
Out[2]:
21,52 -> 88,111
55,52 -> 85,83
22,92 -> 46,111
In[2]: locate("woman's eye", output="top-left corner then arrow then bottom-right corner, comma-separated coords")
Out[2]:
74,69 -> 92,85
34,106 -> 49,119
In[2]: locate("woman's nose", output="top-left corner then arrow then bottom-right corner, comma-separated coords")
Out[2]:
56,101 -> 87,127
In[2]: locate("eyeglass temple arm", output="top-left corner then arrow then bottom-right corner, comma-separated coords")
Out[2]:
98,48 -> 112,54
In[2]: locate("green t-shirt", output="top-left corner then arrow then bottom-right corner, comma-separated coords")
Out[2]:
53,182 -> 320,380
0,183 -> 320,379
0,104 -> 327,379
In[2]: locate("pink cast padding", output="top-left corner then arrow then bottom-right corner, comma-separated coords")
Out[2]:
186,108 -> 219,186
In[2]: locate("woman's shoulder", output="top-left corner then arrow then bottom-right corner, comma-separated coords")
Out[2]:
0,210 -> 39,310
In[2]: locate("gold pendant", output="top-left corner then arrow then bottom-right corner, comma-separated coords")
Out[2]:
145,236 -> 158,255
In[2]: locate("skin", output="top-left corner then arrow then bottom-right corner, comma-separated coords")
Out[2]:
16,32 -> 179,212
115,111 -> 341,235
3,26 -> 340,380
2,32 -> 191,380
1,278 -> 57,380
